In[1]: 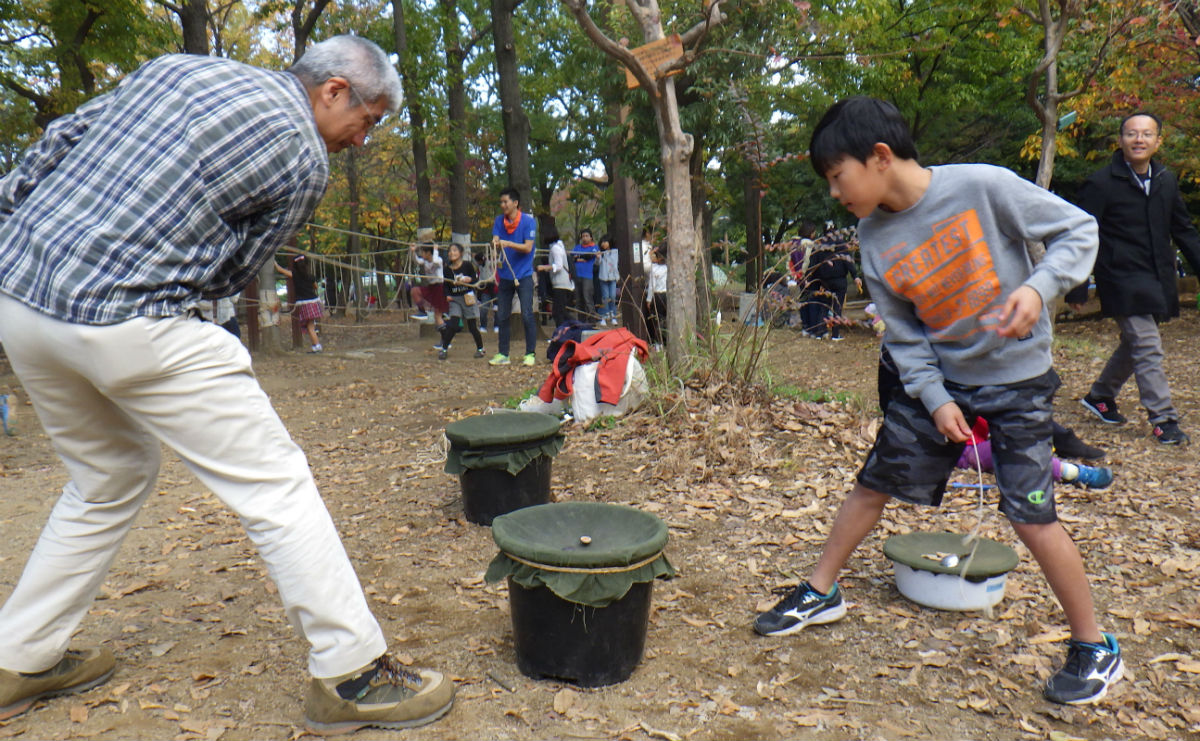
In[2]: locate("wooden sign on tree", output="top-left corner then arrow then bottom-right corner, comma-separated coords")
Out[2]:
623,34 -> 684,88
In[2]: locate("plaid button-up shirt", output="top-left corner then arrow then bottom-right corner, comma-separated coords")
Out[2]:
0,54 -> 328,325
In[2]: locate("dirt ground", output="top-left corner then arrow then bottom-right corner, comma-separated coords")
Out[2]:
0,306 -> 1198,741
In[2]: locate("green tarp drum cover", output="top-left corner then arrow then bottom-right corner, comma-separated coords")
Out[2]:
883,531 -> 1018,582
485,502 -> 676,607
444,412 -> 565,476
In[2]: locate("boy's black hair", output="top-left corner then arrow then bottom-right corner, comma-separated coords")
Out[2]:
499,186 -> 520,204
579,228 -> 592,239
809,96 -> 919,178
1119,110 -> 1162,136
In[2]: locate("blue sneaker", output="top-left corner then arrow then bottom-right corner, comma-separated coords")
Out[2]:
753,582 -> 846,636
0,395 -> 10,436
1044,633 -> 1123,705
1074,464 -> 1113,489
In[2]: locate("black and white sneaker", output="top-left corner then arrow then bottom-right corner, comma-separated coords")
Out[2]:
1080,395 -> 1126,425
753,581 -> 846,636
1153,420 -> 1190,445
1044,633 -> 1123,705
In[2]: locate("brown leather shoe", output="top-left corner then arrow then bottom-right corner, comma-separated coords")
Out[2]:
304,654 -> 454,735
0,647 -> 115,720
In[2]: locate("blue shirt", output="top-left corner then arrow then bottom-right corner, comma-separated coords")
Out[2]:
492,211 -> 537,280
0,54 -> 328,325
573,242 -> 598,280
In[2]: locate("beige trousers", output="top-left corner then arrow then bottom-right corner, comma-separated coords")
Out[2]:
0,295 -> 385,677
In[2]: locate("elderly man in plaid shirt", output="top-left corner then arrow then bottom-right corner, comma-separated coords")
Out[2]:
0,36 -> 454,733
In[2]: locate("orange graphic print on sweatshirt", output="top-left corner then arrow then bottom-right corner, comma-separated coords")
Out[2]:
881,209 -> 1000,336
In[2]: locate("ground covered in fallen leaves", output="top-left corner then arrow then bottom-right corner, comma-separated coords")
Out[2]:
0,306 -> 1197,741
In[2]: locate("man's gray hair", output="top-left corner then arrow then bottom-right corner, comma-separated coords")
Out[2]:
289,35 -> 403,113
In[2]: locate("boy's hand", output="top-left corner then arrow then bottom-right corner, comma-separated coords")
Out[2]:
932,401 -> 972,443
995,285 -> 1042,338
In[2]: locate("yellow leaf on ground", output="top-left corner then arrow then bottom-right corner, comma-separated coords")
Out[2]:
638,721 -> 683,741
552,687 -> 577,716
1028,628 -> 1071,645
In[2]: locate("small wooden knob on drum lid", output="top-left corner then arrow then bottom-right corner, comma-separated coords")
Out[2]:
579,536 -> 592,546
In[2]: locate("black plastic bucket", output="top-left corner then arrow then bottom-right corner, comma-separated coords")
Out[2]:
459,454 -> 552,525
508,578 -> 652,687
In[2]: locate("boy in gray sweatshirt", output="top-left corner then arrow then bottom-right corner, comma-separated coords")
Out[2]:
754,97 -> 1122,706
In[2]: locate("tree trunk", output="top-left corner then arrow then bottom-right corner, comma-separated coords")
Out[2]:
165,0 -> 210,54
346,148 -> 365,322
292,0 -> 331,62
1034,58 -> 1058,190
654,81 -> 698,366
491,0 -> 533,208
691,139 -> 711,330
558,0 -> 724,367
608,100 -> 644,335
256,261 -> 285,354
392,0 -> 435,236
743,166 -> 762,293
442,0 -> 472,242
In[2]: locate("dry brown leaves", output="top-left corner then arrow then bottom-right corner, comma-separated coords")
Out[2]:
0,312 -> 1196,740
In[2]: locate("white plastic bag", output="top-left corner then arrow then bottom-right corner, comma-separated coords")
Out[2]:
570,356 -> 648,425
518,395 -> 564,415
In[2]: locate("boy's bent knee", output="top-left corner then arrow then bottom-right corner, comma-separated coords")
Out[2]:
847,483 -> 891,507
1010,518 -> 1066,544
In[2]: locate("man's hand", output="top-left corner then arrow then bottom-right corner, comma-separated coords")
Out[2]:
932,401 -> 972,443
492,235 -> 501,248
537,264 -> 550,272
995,285 -> 1042,338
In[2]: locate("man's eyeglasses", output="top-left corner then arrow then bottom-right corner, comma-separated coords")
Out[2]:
344,81 -> 384,135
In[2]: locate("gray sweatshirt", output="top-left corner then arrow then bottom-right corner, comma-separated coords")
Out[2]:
860,164 -> 1097,414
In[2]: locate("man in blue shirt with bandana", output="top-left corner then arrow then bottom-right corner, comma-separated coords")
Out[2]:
488,186 -> 538,366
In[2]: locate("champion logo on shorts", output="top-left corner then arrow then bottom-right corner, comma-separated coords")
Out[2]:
1026,490 -> 1046,505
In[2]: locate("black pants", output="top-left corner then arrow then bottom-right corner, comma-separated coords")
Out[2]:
551,288 -> 573,327
817,280 -> 848,338
646,293 -> 667,345
574,278 -> 595,321
440,316 -> 483,350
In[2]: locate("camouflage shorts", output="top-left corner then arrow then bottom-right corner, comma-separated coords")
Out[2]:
857,370 -> 1059,524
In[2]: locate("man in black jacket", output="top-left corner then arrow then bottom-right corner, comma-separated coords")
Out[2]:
1076,112 -> 1200,445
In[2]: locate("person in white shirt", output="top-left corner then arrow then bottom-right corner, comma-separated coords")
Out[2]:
536,226 -> 574,326
644,246 -> 668,351
411,244 -> 447,321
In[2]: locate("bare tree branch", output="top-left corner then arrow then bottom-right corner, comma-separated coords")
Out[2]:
0,73 -> 50,109
559,0 -> 659,96
679,1 -> 725,47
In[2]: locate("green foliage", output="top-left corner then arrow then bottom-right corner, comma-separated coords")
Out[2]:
0,0 -> 168,136
584,415 -> 620,431
502,388 -> 538,409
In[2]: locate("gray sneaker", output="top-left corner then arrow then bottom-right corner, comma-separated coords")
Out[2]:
305,654 -> 455,735
0,647 -> 116,720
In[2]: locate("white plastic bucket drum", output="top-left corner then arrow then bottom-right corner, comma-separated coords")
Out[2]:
883,532 -> 1018,612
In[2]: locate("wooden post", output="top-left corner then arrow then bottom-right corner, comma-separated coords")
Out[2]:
245,277 -> 261,351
